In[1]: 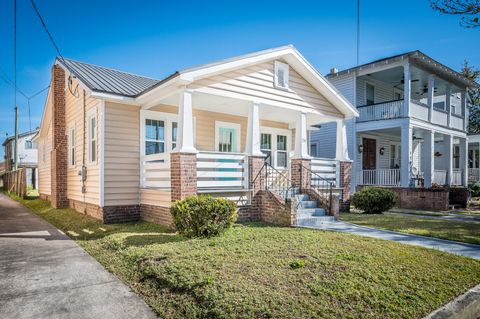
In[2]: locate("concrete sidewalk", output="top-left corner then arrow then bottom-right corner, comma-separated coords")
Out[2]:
301,221 -> 480,260
0,193 -> 157,319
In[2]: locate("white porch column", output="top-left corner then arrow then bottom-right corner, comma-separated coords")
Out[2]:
446,85 -> 451,127
400,124 -> 413,187
460,138 -> 468,186
403,63 -> 411,117
335,119 -> 350,161
445,134 -> 453,185
294,112 -> 309,159
424,130 -> 435,188
246,101 -> 263,156
427,75 -> 435,122
462,91 -> 468,131
175,88 -> 197,153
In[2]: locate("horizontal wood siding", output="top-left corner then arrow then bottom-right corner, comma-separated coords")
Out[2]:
38,120 -> 52,195
104,102 -> 140,206
327,73 -> 355,104
191,61 -> 342,117
357,77 -> 396,106
65,85 -> 100,205
140,188 -> 170,207
310,122 -> 337,159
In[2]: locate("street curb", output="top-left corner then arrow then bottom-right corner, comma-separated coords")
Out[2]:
424,284 -> 480,319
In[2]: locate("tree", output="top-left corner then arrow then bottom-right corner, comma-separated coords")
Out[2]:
460,60 -> 480,133
430,0 -> 480,28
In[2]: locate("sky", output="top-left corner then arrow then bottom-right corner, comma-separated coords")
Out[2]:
0,0 -> 479,158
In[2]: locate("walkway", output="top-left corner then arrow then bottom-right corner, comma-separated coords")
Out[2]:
0,193 -> 157,319
302,221 -> 480,260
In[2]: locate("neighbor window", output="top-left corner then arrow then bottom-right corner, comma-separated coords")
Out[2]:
274,61 -> 289,89
366,83 -> 375,105
88,113 -> 97,163
145,119 -> 165,155
310,143 -> 318,157
261,133 -> 272,165
453,145 -> 460,169
276,135 -> 287,168
69,125 -> 76,167
25,140 -> 33,149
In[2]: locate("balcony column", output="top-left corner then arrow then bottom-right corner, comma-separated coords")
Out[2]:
424,130 -> 435,188
446,85 -> 451,127
400,124 -> 413,187
403,63 -> 411,117
459,138 -> 468,186
445,134 -> 453,185
171,88 -> 197,202
427,75 -> 435,122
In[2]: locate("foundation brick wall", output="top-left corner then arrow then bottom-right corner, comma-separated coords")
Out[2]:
140,204 -> 172,227
340,161 -> 352,200
103,205 -> 141,224
69,199 -> 104,220
449,187 -> 469,208
50,65 -> 68,209
171,153 -> 197,201
39,193 -> 51,201
249,190 -> 295,226
248,155 -> 266,196
291,158 -> 311,190
237,205 -> 260,222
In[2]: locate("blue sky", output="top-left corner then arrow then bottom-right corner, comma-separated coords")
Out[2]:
0,0 -> 479,157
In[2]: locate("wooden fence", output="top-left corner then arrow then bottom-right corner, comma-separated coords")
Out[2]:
2,168 -> 27,198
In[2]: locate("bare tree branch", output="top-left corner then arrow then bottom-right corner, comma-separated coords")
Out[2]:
430,0 -> 480,27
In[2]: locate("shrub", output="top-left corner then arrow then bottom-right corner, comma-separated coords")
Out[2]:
170,195 -> 237,238
469,182 -> 480,197
351,187 -> 397,214
289,259 -> 306,269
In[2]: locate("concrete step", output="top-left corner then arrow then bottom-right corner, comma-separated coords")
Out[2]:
297,216 -> 335,227
295,194 -> 309,201
298,200 -> 317,208
297,208 -> 326,217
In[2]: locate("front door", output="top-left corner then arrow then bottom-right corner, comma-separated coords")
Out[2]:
362,138 -> 376,170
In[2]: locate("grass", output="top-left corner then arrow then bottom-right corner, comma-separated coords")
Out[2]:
341,213 -> 480,245
7,193 -> 480,319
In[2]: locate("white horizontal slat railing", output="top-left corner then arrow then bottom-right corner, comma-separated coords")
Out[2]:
310,158 -> 338,187
196,151 -> 248,190
141,153 -> 171,189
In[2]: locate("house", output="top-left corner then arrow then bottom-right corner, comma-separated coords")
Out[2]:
2,129 -> 39,189
310,51 -> 478,202
468,134 -> 480,183
35,45 -> 358,225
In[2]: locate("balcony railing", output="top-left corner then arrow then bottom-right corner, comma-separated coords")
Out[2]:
451,114 -> 465,131
469,168 -> 480,183
359,169 -> 401,186
357,99 -> 403,122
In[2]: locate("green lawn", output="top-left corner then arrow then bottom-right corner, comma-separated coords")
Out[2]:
341,213 -> 480,245
8,193 -> 480,319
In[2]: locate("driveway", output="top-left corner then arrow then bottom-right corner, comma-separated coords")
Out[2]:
0,193 -> 157,319
301,221 -> 480,260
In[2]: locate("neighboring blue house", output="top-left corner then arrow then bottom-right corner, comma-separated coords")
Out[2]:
310,51 -> 478,192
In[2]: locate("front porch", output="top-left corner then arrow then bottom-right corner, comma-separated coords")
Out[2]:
356,125 -> 468,188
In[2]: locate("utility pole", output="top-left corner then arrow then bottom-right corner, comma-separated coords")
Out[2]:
14,106 -> 18,170
356,0 -> 360,66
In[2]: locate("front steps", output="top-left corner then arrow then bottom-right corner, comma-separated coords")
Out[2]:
295,194 -> 335,227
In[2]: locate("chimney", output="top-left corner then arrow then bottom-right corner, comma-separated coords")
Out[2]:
330,67 -> 338,75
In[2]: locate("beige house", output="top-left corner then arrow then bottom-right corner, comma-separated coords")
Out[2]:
35,46 -> 358,225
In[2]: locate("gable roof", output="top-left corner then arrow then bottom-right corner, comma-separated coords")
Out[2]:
2,129 -> 39,146
327,50 -> 480,89
57,58 -> 161,97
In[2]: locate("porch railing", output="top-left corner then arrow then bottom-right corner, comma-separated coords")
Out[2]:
196,151 -> 248,190
141,153 -> 171,189
451,114 -> 465,131
433,170 -> 447,185
251,156 -> 296,201
469,168 -> 480,183
310,158 -> 338,187
452,169 -> 463,186
359,169 -> 400,186
357,99 -> 403,122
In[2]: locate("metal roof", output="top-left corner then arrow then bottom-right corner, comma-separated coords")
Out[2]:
58,58 -> 161,97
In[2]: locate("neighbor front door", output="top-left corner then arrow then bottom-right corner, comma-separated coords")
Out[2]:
362,138 -> 376,170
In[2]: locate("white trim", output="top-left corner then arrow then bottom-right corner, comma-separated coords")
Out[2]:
86,107 -> 97,165
99,100 -> 105,207
215,121 -> 241,153
67,121 -> 76,168
260,126 -> 292,169
140,110 -> 180,157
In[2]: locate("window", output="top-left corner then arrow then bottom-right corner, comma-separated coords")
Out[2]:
68,125 -> 76,167
88,113 -> 97,163
276,135 -> 287,168
274,61 -> 289,89
25,140 -> 33,149
310,143 -> 318,157
145,119 -> 165,155
390,144 -> 401,169
366,83 -> 375,105
453,145 -> 460,169
172,122 -> 178,150
215,121 -> 240,153
261,133 -> 272,165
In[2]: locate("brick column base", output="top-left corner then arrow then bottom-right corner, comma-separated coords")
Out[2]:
340,161 -> 352,200
248,156 -> 266,196
171,152 -> 197,202
290,158 -> 311,191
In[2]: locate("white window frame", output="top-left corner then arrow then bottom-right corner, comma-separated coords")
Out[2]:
68,122 -> 76,168
260,126 -> 292,169
215,121 -> 241,153
87,108 -> 97,165
274,61 -> 289,90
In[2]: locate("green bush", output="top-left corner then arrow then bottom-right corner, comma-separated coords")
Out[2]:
351,187 -> 397,214
469,182 -> 480,197
170,195 -> 237,238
